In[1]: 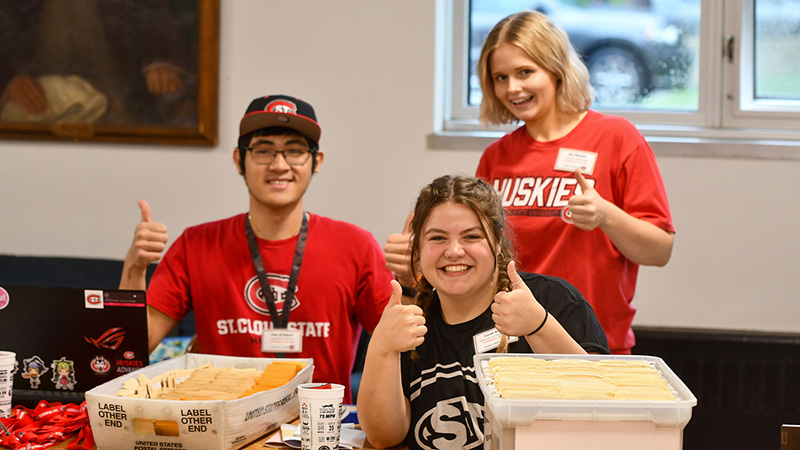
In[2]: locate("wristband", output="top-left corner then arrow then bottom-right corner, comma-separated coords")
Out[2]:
401,285 -> 418,298
395,275 -> 418,298
527,311 -> 548,336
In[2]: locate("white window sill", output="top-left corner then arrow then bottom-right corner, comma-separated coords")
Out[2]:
428,127 -> 800,160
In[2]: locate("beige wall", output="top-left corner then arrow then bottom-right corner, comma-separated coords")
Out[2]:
1,1 -> 798,334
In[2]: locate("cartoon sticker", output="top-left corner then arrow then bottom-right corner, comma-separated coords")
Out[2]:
21,356 -> 48,389
52,357 -> 77,390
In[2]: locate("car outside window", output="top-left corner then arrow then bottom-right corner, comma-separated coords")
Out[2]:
469,0 -> 697,110
443,0 -> 800,152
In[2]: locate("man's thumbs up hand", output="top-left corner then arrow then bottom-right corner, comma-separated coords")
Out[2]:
384,212 -> 415,287
127,199 -> 168,269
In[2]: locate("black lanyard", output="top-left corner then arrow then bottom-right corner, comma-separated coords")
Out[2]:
244,212 -> 308,329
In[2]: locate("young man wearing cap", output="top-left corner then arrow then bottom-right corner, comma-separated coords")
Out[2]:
119,95 -> 394,402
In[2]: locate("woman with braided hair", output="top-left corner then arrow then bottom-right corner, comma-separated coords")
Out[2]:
358,175 -> 608,450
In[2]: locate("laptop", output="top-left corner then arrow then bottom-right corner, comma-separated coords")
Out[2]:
0,285 -> 149,407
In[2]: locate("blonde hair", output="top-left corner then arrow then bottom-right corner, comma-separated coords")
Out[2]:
478,10 -> 594,126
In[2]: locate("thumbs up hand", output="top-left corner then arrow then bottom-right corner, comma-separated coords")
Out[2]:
384,211 -> 415,288
568,169 -> 610,231
127,199 -> 169,269
371,280 -> 427,355
492,261 -> 547,337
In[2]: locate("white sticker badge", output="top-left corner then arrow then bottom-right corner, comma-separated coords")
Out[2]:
262,328 -> 303,353
84,290 -> 104,309
554,148 -> 597,175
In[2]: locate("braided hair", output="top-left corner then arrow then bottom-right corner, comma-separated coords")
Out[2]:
408,175 -> 517,358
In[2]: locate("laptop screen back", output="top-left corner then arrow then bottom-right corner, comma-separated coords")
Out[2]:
0,285 -> 149,406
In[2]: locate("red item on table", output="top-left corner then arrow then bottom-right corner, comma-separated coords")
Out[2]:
0,400 -> 94,450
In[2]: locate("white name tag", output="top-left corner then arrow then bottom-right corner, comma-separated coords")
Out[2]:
262,328 -> 303,353
554,148 -> 597,175
473,328 -> 519,354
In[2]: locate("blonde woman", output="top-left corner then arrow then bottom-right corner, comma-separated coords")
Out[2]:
476,10 -> 675,355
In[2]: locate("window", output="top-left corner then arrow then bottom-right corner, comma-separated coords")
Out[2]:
440,0 -> 800,152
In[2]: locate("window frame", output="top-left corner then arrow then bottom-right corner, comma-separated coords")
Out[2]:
436,0 -> 800,158
724,0 -> 800,127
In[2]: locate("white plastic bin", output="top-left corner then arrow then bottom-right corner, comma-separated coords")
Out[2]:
475,353 -> 697,450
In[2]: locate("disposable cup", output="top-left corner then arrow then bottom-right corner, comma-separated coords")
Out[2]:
297,383 -> 345,450
0,351 -> 16,418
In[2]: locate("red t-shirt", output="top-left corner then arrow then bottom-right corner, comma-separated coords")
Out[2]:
147,213 -> 394,402
476,110 -> 674,353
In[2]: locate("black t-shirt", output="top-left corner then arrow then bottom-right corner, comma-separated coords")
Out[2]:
400,271 -> 609,450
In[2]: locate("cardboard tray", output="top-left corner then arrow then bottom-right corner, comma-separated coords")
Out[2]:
475,353 -> 697,429
85,353 -> 313,450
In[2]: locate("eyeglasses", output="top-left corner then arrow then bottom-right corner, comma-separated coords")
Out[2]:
245,146 -> 313,166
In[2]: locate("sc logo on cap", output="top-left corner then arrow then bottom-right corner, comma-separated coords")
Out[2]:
266,99 -> 298,116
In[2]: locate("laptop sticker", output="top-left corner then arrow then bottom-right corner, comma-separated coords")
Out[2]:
51,357 -> 77,390
22,356 -> 48,389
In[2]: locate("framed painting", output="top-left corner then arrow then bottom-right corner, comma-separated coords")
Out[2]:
0,0 -> 219,146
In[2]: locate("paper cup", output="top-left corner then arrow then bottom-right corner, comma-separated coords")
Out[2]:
0,351 -> 16,418
297,383 -> 345,450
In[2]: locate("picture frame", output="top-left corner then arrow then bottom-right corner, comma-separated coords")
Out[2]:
0,0 -> 219,146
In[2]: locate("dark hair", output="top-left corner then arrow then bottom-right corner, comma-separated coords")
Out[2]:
409,175 -> 517,318
237,126 -> 320,174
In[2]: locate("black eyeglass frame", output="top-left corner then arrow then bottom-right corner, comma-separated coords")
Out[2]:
244,146 -> 315,166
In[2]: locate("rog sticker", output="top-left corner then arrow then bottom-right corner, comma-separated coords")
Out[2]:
85,327 -> 126,350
